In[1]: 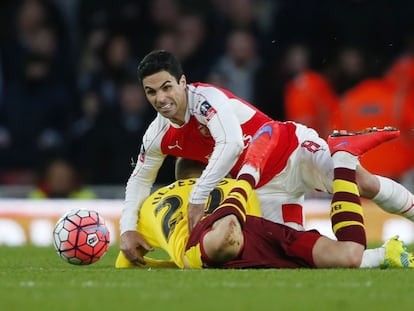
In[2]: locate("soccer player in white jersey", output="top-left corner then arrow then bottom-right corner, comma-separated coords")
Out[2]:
115,128 -> 414,269
120,50 -> 414,265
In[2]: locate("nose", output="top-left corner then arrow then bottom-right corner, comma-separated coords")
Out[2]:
156,91 -> 167,104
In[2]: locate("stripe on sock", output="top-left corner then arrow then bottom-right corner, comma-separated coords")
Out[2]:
332,220 -> 364,233
334,167 -> 359,183
331,201 -> 364,217
331,211 -> 364,225
237,174 -> 257,188
332,179 -> 359,195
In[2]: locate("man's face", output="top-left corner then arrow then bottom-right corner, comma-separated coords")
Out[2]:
142,70 -> 187,125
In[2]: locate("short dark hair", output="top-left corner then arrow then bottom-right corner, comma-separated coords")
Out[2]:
137,50 -> 183,83
175,157 -> 206,180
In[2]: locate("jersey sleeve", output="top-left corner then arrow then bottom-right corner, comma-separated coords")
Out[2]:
120,117 -> 167,233
142,257 -> 178,268
183,243 -> 204,268
115,249 -> 178,268
189,90 -> 245,204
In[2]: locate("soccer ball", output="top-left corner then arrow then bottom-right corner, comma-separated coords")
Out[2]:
53,209 -> 110,265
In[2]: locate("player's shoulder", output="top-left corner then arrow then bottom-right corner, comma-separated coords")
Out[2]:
187,83 -> 227,103
188,82 -> 218,93
143,114 -> 170,140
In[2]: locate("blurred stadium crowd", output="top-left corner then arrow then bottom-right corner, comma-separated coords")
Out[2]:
1,0 -> 414,198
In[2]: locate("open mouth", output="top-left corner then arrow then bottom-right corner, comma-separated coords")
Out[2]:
158,102 -> 173,112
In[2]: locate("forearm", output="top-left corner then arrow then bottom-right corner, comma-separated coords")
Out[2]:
120,170 -> 153,233
120,146 -> 165,233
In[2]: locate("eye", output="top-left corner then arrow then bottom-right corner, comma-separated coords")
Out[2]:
146,89 -> 156,96
163,85 -> 172,91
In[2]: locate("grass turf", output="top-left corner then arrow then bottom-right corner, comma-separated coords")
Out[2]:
1,245 -> 413,311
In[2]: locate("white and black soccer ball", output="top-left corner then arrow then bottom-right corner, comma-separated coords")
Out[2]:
53,209 -> 110,265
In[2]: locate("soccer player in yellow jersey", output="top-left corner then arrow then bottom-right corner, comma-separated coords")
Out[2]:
116,124 -> 414,269
117,177 -> 261,268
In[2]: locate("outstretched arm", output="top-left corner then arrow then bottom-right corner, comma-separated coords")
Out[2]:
188,100 -> 245,230
120,121 -> 166,263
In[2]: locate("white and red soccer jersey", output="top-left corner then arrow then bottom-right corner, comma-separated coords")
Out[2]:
121,82 -> 334,233
121,83 -> 273,232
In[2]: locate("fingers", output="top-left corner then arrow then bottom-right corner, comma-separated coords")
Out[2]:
188,214 -> 201,231
120,231 -> 153,265
137,237 -> 154,252
121,247 -> 146,265
188,204 -> 205,231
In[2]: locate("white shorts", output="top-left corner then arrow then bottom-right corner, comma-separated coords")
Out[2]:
256,123 -> 334,230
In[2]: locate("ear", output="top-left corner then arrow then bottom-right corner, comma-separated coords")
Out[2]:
179,74 -> 187,87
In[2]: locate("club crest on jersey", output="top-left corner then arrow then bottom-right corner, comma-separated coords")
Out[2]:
198,124 -> 211,137
139,144 -> 146,162
200,101 -> 217,121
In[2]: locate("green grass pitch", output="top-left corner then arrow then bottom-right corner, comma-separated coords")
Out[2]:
1,245 -> 414,311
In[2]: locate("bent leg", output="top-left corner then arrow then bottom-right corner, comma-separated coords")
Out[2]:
312,236 -> 364,268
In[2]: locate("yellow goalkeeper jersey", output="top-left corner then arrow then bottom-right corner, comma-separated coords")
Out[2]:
136,178 -> 261,268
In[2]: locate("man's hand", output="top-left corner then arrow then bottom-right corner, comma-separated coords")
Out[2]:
120,231 -> 154,265
188,203 -> 205,231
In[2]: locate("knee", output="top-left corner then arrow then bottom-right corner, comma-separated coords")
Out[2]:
356,166 -> 379,198
313,238 -> 363,268
343,248 -> 364,268
202,215 -> 244,263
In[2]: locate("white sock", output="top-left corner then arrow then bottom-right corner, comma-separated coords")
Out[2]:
360,247 -> 386,268
373,176 -> 414,221
332,151 -> 360,169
